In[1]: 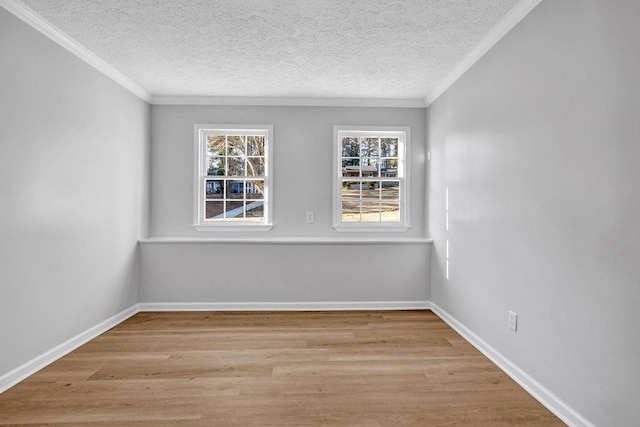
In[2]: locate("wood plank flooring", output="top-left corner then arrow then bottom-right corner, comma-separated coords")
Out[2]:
0,311 -> 564,426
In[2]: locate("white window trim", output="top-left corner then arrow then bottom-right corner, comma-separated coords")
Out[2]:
332,125 -> 411,232
192,124 -> 274,232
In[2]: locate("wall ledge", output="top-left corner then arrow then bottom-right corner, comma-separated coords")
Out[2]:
139,237 -> 432,245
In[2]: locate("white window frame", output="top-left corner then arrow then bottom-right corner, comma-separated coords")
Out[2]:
193,124 -> 273,232
333,126 -> 410,232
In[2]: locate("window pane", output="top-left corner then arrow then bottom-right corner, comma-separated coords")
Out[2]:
342,180 -> 362,198
381,200 -> 400,222
381,138 -> 398,157
361,158 -> 379,177
226,157 -> 245,176
380,158 -> 398,177
381,181 -> 400,199
382,208 -> 400,222
360,201 -> 382,222
245,180 -> 264,199
227,180 -> 245,199
207,157 -> 225,176
226,135 -> 245,156
205,180 -> 224,199
247,157 -> 265,176
342,158 -> 360,177
341,201 -> 360,222
207,135 -> 225,156
246,136 -> 264,156
224,200 -> 245,219
361,182 -> 380,200
380,158 -> 398,168
244,201 -> 265,221
205,201 -> 224,219
360,137 -> 379,158
341,181 -> 362,222
342,137 -> 359,157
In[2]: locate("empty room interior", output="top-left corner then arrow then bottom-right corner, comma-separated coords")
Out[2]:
1,0 -> 638,425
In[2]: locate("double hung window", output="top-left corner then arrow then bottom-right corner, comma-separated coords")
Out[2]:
193,125 -> 273,231
333,126 -> 410,232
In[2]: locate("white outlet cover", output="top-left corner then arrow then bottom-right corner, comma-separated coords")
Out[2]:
306,211 -> 315,224
508,311 -> 518,331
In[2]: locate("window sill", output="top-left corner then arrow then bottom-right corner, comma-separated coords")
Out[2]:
192,223 -> 273,232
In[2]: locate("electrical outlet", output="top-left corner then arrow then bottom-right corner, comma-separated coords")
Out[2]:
508,311 -> 518,331
305,211 -> 315,223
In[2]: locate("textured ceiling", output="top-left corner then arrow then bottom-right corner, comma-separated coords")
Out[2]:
18,0 -> 520,99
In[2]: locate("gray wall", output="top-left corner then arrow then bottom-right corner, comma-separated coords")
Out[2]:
150,105 -> 426,238
427,0 -> 640,425
0,9 -> 150,377
140,242 -> 430,304
143,105 -> 430,304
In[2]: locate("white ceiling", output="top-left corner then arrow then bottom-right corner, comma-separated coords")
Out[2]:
14,0 -> 527,102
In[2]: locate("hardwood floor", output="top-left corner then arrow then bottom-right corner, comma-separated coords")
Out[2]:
0,311 -> 564,426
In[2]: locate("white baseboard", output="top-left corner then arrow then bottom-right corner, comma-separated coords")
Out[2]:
0,304 -> 139,394
139,301 -> 431,312
429,302 -> 594,427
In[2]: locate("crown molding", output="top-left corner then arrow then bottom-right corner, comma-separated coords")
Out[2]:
424,0 -> 543,106
0,0 -> 152,103
151,95 -> 427,108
